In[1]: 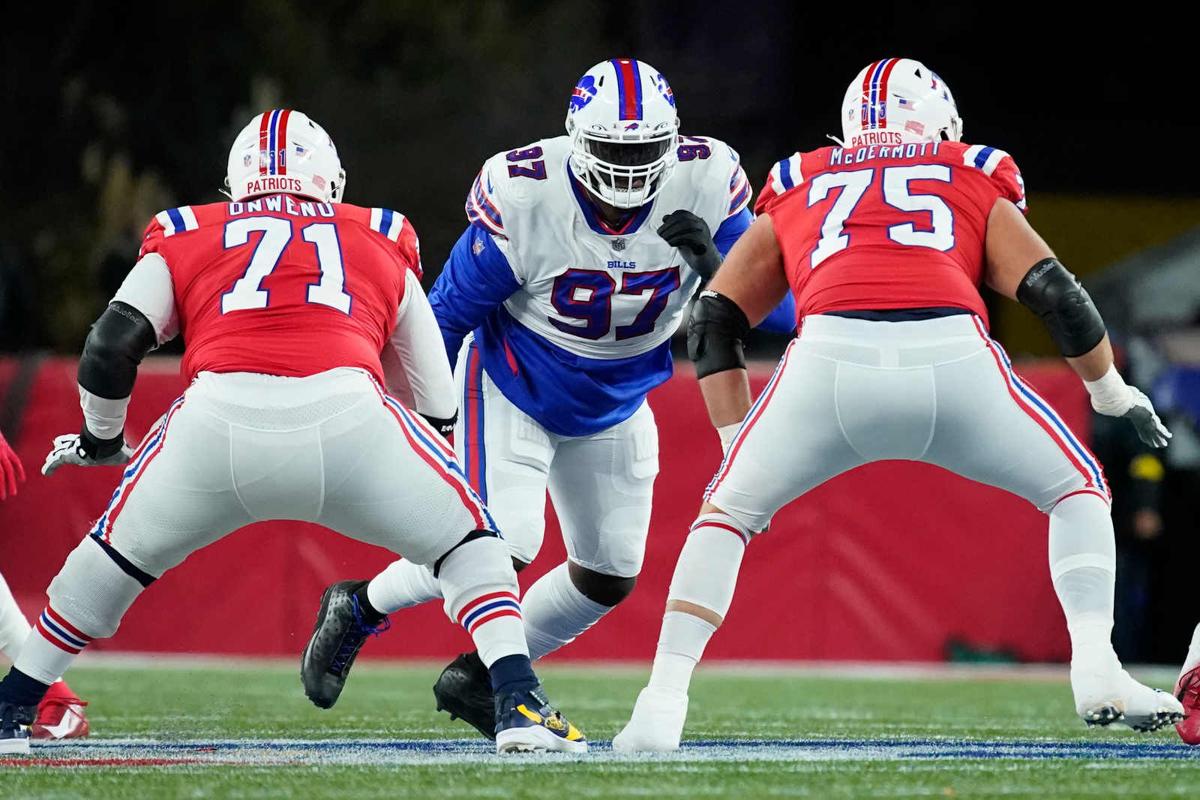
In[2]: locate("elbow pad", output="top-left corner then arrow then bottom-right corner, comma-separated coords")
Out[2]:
687,290 -> 751,379
78,302 -> 158,399
1016,258 -> 1107,358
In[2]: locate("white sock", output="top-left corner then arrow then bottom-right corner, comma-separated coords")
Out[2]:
644,513 -> 748,695
367,559 -> 442,615
0,572 -> 32,662
522,563 -> 611,661
1048,494 -> 1119,671
436,535 -> 528,667
647,612 -> 717,694
1182,624 -> 1200,677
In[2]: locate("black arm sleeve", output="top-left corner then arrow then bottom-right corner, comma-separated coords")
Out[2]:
687,290 -> 751,379
1015,258 -> 1107,358
77,301 -> 158,400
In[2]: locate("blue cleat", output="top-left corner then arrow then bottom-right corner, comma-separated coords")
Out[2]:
494,683 -> 587,754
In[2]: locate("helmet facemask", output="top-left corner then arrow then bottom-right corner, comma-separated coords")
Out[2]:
569,123 -> 679,209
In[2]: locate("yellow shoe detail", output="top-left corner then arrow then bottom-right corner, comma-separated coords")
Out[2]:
516,704 -> 544,725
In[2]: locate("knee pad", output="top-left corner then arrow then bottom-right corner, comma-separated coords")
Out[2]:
47,537 -> 149,639
568,562 -> 637,607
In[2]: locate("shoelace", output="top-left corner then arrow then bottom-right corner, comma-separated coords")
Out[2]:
329,596 -> 391,675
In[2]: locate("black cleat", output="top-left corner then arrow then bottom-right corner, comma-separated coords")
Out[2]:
433,651 -> 496,740
0,701 -> 34,756
301,580 -> 390,709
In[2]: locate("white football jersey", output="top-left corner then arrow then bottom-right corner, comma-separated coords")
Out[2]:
468,135 -> 751,360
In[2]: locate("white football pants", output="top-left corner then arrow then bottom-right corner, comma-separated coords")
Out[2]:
454,337 -> 659,577
93,367 -> 490,577
708,314 -> 1109,532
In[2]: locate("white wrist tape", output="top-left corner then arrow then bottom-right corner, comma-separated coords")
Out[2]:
1083,365 -> 1132,415
79,387 -> 129,441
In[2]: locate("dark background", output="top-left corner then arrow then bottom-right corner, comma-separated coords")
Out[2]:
1,1 -> 1195,350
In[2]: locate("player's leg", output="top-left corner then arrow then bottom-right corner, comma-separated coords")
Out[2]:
0,572 -> 30,665
0,397 -> 251,754
522,400 -> 659,661
0,572 -> 91,741
310,384 -> 583,752
924,322 -> 1182,730
360,346 -> 551,616
1175,624 -> 1200,744
616,341 -> 865,751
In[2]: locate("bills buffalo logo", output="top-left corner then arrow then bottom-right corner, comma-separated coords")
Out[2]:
569,75 -> 599,113
656,73 -> 675,107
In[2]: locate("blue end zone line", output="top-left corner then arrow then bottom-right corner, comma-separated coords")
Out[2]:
33,738 -> 1200,761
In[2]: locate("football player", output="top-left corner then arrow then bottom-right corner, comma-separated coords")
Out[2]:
0,432 -> 90,740
614,58 -> 1184,751
1176,624 -> 1200,744
0,110 -> 584,756
300,59 -> 795,738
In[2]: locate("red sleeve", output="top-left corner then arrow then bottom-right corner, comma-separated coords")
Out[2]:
396,219 -> 422,282
990,154 -> 1027,214
754,152 -> 804,216
138,217 -> 167,259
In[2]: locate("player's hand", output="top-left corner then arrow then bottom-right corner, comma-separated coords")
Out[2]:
658,210 -> 721,280
1092,386 -> 1172,449
42,430 -> 134,476
0,432 -> 26,500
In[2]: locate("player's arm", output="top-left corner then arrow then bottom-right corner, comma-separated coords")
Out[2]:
984,198 -> 1169,447
428,224 -> 522,365
384,270 -> 458,437
44,251 -> 179,476
688,213 -> 790,450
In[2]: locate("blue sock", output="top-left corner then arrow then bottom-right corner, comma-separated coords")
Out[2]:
0,668 -> 50,708
488,654 -> 538,696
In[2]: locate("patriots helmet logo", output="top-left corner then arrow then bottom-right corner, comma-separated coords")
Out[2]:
656,73 -> 675,107
569,75 -> 599,114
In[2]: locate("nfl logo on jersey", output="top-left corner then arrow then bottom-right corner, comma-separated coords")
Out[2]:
612,237 -> 627,251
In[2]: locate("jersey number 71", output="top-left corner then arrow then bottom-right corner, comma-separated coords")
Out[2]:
221,217 -> 353,314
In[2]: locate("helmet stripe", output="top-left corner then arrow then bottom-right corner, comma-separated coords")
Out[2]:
266,109 -> 281,176
867,59 -> 889,128
612,58 -> 641,120
257,112 -> 272,175
276,109 -> 292,175
860,60 -> 880,129
876,59 -> 899,127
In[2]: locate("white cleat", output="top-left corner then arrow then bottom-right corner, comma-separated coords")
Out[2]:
1072,664 -> 1185,732
612,687 -> 689,753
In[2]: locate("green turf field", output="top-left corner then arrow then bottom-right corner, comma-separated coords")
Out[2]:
3,659 -> 1197,798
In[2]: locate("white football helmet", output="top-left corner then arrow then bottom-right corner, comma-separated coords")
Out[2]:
840,58 -> 963,148
225,109 -> 346,203
565,59 -> 680,209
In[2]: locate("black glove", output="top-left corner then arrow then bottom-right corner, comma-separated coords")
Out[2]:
421,412 -> 457,440
658,210 -> 721,280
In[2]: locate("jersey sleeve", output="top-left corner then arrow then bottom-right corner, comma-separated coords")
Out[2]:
465,156 -> 508,238
383,269 -> 456,419
366,208 -> 423,281
725,145 -> 752,220
428,223 -> 523,364
754,153 -> 804,216
961,145 -> 1027,214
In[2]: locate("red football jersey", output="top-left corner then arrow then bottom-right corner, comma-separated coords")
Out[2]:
139,194 -> 421,383
755,141 -> 1026,326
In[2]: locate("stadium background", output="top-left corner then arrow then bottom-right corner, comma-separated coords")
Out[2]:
2,3 -> 1198,666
